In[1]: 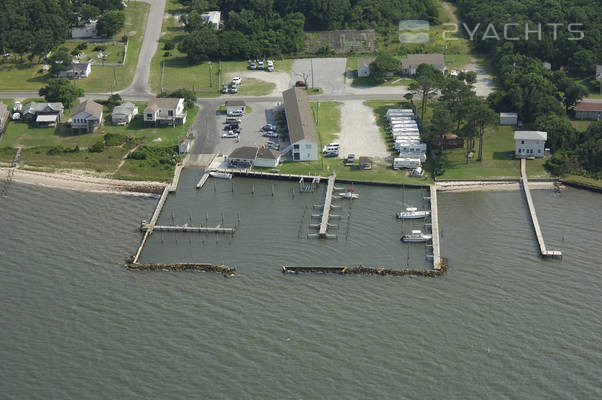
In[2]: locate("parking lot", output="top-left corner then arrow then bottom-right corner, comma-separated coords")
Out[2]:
290,58 -> 347,95
338,101 -> 389,159
212,102 -> 289,158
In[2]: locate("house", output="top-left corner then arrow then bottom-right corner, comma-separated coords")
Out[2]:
72,21 -> 97,39
357,58 -> 374,78
22,102 -> 64,127
179,139 -> 190,155
574,101 -> 602,121
143,98 -> 186,126
400,54 -> 445,75
111,102 -> 138,125
71,100 -> 103,134
0,103 -> 9,134
514,131 -> 547,158
358,157 -> 373,170
58,62 -> 92,79
542,61 -> 552,70
282,88 -> 318,161
596,65 -> 602,80
228,146 -> 257,168
255,146 -> 281,168
225,100 -> 246,115
434,134 -> 464,149
500,112 -> 518,125
201,11 -> 221,29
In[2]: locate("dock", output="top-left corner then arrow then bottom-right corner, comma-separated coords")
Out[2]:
146,225 -> 234,234
169,163 -> 184,192
319,172 -> 337,238
196,170 -> 210,189
520,159 -> 562,258
213,167 -> 325,182
429,185 -> 442,269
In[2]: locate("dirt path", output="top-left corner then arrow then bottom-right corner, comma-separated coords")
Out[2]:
114,144 -> 141,174
439,1 -> 458,24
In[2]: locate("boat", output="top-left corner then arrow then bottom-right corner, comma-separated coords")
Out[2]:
401,230 -> 432,243
338,189 -> 359,199
396,207 -> 430,219
209,171 -> 232,179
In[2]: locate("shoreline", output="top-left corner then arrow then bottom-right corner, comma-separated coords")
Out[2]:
1,167 -> 165,197
436,180 -> 558,193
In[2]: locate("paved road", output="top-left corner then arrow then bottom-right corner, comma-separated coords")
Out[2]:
291,58 -> 347,95
120,0 -> 166,97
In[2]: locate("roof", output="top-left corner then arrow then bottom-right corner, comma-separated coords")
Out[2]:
70,62 -> 90,72
72,100 -> 103,119
201,11 -> 221,25
358,156 -> 372,163
401,53 -> 445,69
514,131 -> 547,141
36,114 -> 58,122
144,98 -> 182,113
23,102 -> 64,114
500,112 -> 518,118
229,146 -> 258,160
225,100 -> 246,107
282,88 -> 317,144
257,146 -> 281,160
113,102 -> 137,114
574,101 -> 602,112
358,58 -> 374,69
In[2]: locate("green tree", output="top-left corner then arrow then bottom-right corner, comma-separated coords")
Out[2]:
408,65 -> 443,121
467,98 -> 497,162
39,78 -> 84,109
81,4 -> 100,20
96,10 -> 126,37
370,52 -> 398,78
430,106 -> 454,154
48,47 -> 72,76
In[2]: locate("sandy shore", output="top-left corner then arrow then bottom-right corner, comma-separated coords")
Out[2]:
1,167 -> 165,196
436,180 -> 559,193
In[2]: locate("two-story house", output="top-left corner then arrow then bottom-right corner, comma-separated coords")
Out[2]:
71,100 -> 103,134
143,98 -> 187,127
514,131 -> 547,158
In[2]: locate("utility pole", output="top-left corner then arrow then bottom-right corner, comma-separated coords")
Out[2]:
209,62 -> 213,88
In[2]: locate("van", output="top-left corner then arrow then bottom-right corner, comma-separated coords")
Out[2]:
226,117 -> 241,124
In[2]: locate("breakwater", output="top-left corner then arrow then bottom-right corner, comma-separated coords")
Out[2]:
282,260 -> 449,277
125,261 -> 236,276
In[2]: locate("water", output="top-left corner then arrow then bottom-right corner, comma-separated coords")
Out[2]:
1,179 -> 600,399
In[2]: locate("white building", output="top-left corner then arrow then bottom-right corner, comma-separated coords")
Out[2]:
357,58 -> 373,78
201,11 -> 221,29
71,100 -> 103,134
228,146 -> 257,168
225,100 -> 246,115
500,112 -> 518,125
255,146 -> 281,168
514,131 -> 547,158
282,88 -> 318,161
143,98 -> 187,126
58,62 -> 92,79
179,139 -> 190,154
112,102 -> 138,125
596,65 -> 602,80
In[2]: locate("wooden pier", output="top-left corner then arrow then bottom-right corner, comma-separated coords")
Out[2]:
196,170 -> 210,189
429,185 -> 442,269
319,172 -> 337,238
520,159 -> 562,259
213,167 -> 325,182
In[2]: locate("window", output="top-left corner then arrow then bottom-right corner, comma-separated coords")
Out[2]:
293,153 -> 300,160
146,113 -> 153,119
168,110 -> 174,117
521,140 -> 524,144
538,149 -> 541,153
293,144 -> 299,149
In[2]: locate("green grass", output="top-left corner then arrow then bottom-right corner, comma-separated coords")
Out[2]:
561,174 -> 602,190
20,146 -> 128,173
570,120 -> 593,131
444,54 -> 473,70
0,3 -> 149,92
0,146 -> 18,165
62,41 -> 125,64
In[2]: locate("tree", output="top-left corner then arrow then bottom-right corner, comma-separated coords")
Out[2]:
568,49 -> 597,75
430,107 -> 454,153
81,5 -> 100,21
467,99 -> 497,161
39,78 -> 84,109
48,47 -> 72,76
370,52 -> 398,78
408,65 -> 443,121
96,10 -> 126,37
561,84 -> 588,113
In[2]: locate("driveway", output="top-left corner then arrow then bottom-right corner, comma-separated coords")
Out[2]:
338,100 -> 388,159
291,58 -> 346,95
464,63 -> 495,97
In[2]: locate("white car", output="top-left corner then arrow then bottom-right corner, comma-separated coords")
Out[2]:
257,61 -> 264,70
266,60 -> 274,72
232,76 -> 242,85
13,101 -> 22,112
221,131 -> 239,138
11,112 -> 20,120
262,132 -> 278,138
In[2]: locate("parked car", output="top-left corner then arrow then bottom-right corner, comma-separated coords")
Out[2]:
248,61 -> 256,70
262,132 -> 278,138
258,60 -> 264,70
11,112 -> 20,120
345,154 -> 355,165
324,150 -> 338,157
266,60 -> 274,72
295,80 -> 307,87
261,124 -> 277,132
225,123 -> 240,130
221,85 -> 228,94
267,141 -> 279,150
232,76 -> 242,85
230,84 -> 238,94
13,101 -> 22,112
222,131 -> 239,138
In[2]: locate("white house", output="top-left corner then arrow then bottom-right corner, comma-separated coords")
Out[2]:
72,21 -> 97,39
514,131 -> 547,158
225,100 -> 246,115
58,62 -> 92,79
357,58 -> 374,78
179,139 -> 190,154
201,11 -> 221,29
400,54 -> 445,75
111,102 -> 138,125
143,98 -> 186,126
255,146 -> 281,168
71,100 -> 103,134
228,146 -> 257,168
500,112 -> 518,125
282,88 -> 318,161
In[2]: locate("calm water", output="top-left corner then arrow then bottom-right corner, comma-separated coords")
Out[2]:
1,176 -> 601,399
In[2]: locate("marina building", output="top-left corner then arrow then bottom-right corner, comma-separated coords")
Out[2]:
514,131 -> 547,158
282,88 -> 318,161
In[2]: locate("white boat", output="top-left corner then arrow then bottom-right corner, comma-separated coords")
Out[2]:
338,190 -> 359,199
396,207 -> 430,219
401,230 -> 432,243
209,171 -> 232,179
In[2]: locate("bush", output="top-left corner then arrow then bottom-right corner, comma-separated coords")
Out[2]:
104,133 -> 126,146
93,45 -> 107,52
163,51 -> 171,57
163,42 -> 174,51
89,141 -> 105,153
46,145 -> 64,155
121,35 -> 128,43
129,149 -> 148,160
75,43 -> 88,52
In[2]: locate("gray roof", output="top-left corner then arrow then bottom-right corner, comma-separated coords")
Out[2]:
282,88 -> 317,144
500,112 -> 517,117
69,62 -> 90,72
113,102 -> 137,115
229,146 -> 258,160
72,100 -> 103,119
22,102 -> 64,115
401,53 -> 445,69
358,58 -> 374,69
257,146 -> 281,160
144,98 -> 182,113
514,131 -> 547,141
225,100 -> 246,107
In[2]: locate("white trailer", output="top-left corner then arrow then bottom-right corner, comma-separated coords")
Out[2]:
393,157 -> 422,170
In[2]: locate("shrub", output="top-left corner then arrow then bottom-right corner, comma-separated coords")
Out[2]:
46,146 -> 64,155
75,43 -> 88,51
163,42 -> 174,51
89,141 -> 105,153
121,35 -> 128,43
93,45 -> 107,52
129,149 -> 148,160
104,133 -> 126,146
163,51 -> 171,57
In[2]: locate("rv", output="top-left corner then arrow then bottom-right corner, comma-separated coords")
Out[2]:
393,157 -> 422,170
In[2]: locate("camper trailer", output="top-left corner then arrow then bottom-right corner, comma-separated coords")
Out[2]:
393,157 -> 422,170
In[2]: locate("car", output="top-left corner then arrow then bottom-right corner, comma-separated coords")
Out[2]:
232,76 -> 242,85
261,124 -> 277,132
228,110 -> 244,117
221,85 -> 228,94
267,60 -> 274,72
248,62 -> 256,70
221,131 -> 239,138
225,123 -> 240,130
295,80 -> 307,87
267,142 -> 280,150
324,150 -> 338,157
13,101 -> 22,112
11,112 -> 20,120
230,84 -> 238,94
262,132 -> 278,138
258,60 -> 264,69
345,154 -> 355,165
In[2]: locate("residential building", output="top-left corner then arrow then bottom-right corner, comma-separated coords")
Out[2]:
71,100 -> 103,134
596,65 -> 602,80
0,103 -> 9,134
228,146 -> 257,168
111,102 -> 138,125
255,146 -> 281,168
143,98 -> 186,127
357,58 -> 374,78
400,54 -> 445,75
282,88 -> 318,161
574,101 -> 602,121
500,112 -> 518,125
201,11 -> 221,29
514,131 -> 547,158
22,102 -> 64,127
58,62 -> 92,79
72,21 -> 97,39
225,100 -> 246,115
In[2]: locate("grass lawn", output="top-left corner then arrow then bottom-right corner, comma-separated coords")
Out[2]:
445,54 -> 473,70
570,120 -> 593,131
63,41 -> 125,64
561,174 -> 602,191
0,2 -> 149,92
21,146 -> 128,173
0,146 -> 18,165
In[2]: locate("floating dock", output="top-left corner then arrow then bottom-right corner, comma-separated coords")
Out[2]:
319,173 -> 337,238
196,170 -> 210,189
520,159 -> 562,259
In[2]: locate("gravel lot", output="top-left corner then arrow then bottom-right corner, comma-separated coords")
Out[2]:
291,58 -> 347,95
223,70 -> 291,97
464,63 -> 495,97
338,100 -> 388,159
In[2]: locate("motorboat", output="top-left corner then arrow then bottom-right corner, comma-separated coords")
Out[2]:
338,189 -> 359,199
209,171 -> 232,179
401,230 -> 432,243
396,207 -> 430,219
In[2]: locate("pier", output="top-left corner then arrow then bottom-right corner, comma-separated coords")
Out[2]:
429,185 -> 442,269
145,225 -> 235,234
319,172 -> 337,238
213,167 -> 325,182
169,163 -> 184,192
196,170 -> 210,189
520,159 -> 562,259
